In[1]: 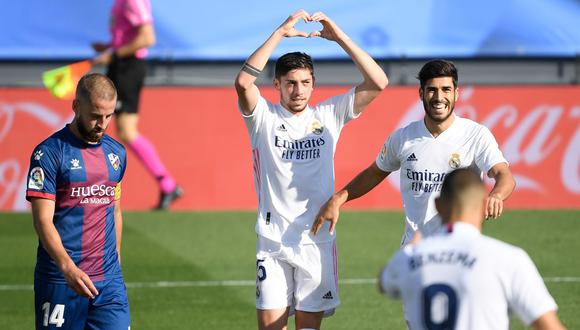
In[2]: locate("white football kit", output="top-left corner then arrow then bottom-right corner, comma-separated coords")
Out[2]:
243,88 -> 357,245
376,115 -> 508,244
241,88 -> 357,312
380,222 -> 558,329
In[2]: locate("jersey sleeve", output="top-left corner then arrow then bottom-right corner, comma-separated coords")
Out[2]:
379,248 -> 410,299
375,132 -> 401,172
125,0 -> 153,26
475,125 -> 508,174
507,249 -> 558,326
240,92 -> 270,148
25,143 -> 60,201
115,148 -> 127,201
317,87 -> 357,132
119,146 -> 128,181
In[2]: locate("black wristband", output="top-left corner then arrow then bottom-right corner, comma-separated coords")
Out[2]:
242,62 -> 261,77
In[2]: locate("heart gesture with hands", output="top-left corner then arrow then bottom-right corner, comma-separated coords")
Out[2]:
279,10 -> 346,42
278,10 -> 311,38
308,12 -> 346,41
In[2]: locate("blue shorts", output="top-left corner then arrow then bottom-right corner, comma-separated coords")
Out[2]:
34,276 -> 130,330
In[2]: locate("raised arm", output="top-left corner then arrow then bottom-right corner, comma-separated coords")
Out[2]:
485,162 -> 516,219
235,10 -> 311,115
312,162 -> 389,235
31,198 -> 98,298
308,12 -> 388,115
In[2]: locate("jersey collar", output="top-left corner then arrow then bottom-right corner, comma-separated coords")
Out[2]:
447,221 -> 480,236
422,113 -> 458,139
276,104 -> 313,119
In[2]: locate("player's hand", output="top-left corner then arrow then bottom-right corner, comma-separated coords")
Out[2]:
408,231 -> 422,245
485,194 -> 503,220
278,10 -> 311,38
93,50 -> 113,65
311,197 -> 341,235
61,262 -> 99,299
308,12 -> 346,41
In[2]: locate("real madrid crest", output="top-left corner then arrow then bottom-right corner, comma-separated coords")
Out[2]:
311,120 -> 324,135
449,153 -> 461,169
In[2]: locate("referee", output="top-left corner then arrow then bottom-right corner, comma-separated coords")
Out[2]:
92,0 -> 182,210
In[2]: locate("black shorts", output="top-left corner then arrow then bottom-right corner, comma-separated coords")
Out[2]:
106,55 -> 146,114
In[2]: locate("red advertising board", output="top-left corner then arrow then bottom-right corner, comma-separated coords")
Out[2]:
1,86 -> 579,211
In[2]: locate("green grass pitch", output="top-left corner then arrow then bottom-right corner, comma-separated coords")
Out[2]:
1,210 -> 578,329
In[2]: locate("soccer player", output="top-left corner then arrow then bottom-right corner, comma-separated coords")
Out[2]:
379,168 -> 565,329
235,10 -> 388,330
312,59 -> 516,245
93,0 -> 182,210
26,73 -> 130,329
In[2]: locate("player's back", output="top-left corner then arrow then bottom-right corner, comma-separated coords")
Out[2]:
385,222 -> 557,329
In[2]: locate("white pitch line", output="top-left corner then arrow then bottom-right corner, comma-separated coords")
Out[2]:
0,277 -> 577,291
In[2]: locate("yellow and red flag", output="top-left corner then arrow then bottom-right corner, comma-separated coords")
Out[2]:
42,60 -> 92,100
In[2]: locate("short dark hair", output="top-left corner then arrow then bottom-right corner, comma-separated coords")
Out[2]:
275,52 -> 314,79
76,73 -> 117,102
417,59 -> 458,89
439,168 -> 483,205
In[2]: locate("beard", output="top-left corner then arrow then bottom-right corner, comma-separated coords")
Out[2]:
76,120 -> 104,143
423,98 -> 455,123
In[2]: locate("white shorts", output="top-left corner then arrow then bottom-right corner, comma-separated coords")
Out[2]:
255,236 -> 340,315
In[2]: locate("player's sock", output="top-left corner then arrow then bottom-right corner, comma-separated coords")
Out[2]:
128,134 -> 176,193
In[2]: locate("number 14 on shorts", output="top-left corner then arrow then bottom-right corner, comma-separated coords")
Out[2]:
41,302 -> 65,327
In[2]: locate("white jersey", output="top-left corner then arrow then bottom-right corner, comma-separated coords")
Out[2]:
242,88 -> 357,245
380,222 -> 558,329
375,115 -> 507,244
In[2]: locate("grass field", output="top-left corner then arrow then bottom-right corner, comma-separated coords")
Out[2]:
1,210 -> 579,329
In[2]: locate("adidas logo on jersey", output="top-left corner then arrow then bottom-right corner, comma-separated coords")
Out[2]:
322,291 -> 333,299
407,153 -> 418,162
276,124 -> 287,132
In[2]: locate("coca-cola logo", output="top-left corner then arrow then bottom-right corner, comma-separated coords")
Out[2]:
0,101 -> 73,211
1,88 -> 578,210
562,106 -> 580,194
